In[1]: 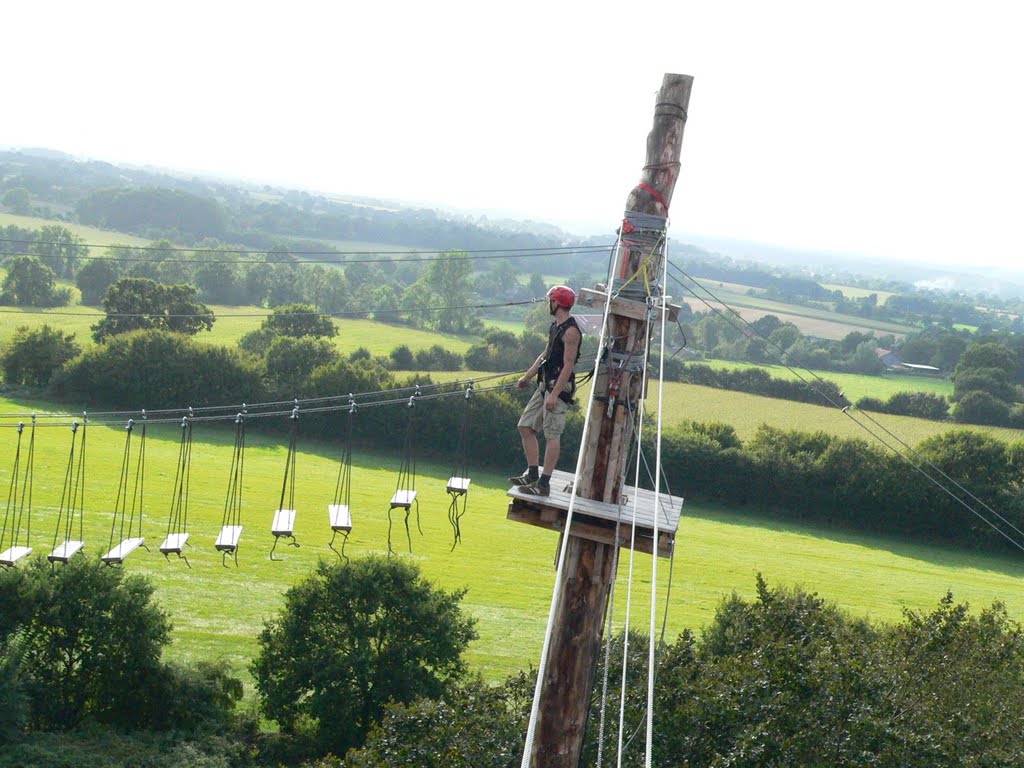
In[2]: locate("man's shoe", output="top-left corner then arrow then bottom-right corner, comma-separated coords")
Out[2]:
508,470 -> 536,486
516,480 -> 550,497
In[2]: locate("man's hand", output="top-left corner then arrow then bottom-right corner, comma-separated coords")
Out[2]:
544,392 -> 559,411
516,376 -> 530,391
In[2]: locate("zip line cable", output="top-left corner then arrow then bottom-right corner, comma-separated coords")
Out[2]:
667,260 -> 1024,553
0,296 -> 548,321
0,239 -> 615,262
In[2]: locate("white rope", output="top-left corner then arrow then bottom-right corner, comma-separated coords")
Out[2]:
644,240 -> 672,766
519,233 -> 623,768
617,398 -> 649,767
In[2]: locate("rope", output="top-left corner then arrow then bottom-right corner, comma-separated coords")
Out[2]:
0,422 -> 24,557
329,401 -> 355,562
164,414 -> 194,566
218,413 -> 245,566
270,407 -> 300,560
520,229 -> 622,767
388,391 -> 420,555
447,384 -> 473,550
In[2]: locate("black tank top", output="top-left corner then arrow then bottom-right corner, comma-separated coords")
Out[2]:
540,317 -> 581,402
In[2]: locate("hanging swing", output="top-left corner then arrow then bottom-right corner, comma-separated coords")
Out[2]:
49,419 -> 87,563
0,417 -> 36,566
160,413 -> 193,565
387,389 -> 420,555
270,406 -> 300,560
215,412 -> 246,566
446,383 -> 473,550
328,398 -> 356,562
102,415 -> 149,564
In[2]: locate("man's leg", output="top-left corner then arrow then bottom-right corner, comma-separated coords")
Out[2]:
519,425 -> 540,466
541,437 -> 560,477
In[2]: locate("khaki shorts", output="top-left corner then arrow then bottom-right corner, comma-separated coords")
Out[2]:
518,386 -> 569,440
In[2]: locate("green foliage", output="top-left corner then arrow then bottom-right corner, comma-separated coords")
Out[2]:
252,556 -> 478,758
953,389 -> 1012,426
856,390 -> 950,420
75,257 -> 121,305
0,256 -> 72,307
50,329 -> 262,409
92,278 -> 215,342
263,303 -> 338,338
76,187 -> 228,240
0,324 -> 81,387
28,225 -> 88,278
0,557 -> 171,730
263,335 -> 339,398
341,675 -> 530,767
389,344 -> 415,369
2,188 -> 31,215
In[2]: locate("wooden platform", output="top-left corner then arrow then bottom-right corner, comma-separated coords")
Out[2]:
507,469 -> 682,558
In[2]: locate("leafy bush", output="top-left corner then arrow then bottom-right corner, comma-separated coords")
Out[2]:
252,557 -> 478,759
0,325 -> 81,388
49,329 -> 262,409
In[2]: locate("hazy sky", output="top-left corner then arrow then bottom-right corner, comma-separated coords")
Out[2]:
3,1 -> 1022,270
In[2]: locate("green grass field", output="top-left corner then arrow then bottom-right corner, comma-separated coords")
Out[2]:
820,283 -> 898,305
1,391 -> 1023,694
696,358 -> 954,401
0,213 -> 149,248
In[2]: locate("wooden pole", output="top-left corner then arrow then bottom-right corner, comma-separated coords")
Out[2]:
530,73 -> 692,768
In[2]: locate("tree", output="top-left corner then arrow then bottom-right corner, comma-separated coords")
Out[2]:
0,557 -> 171,730
29,225 -> 88,278
422,250 -> 477,333
75,257 -> 121,305
2,187 -> 31,215
263,335 -> 339,397
0,256 -> 71,307
262,303 -> 338,338
252,557 -> 477,757
92,277 -> 215,342
0,325 -> 81,387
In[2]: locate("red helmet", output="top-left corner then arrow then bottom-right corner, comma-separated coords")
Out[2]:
547,285 -> 576,309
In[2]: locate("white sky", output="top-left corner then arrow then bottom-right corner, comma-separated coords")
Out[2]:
3,1 -> 1022,270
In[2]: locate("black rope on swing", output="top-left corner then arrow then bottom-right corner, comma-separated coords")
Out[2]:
270,406 -> 300,561
0,416 -> 34,566
163,411 -> 194,567
49,416 -> 87,565
447,383 -> 474,551
217,410 -> 246,567
388,386 -> 420,556
329,396 -> 356,563
103,413 -> 149,565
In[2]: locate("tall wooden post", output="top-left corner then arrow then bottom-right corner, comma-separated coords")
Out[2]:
529,73 -> 693,768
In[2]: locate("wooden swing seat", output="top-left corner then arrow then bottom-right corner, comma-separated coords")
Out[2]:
390,490 -> 417,509
328,504 -> 352,532
446,476 -> 471,494
0,546 -> 32,566
159,532 -> 190,555
101,537 -> 145,564
272,509 -> 296,537
215,525 -> 243,551
48,539 -> 85,563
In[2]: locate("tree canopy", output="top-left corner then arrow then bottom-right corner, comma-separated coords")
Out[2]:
92,277 -> 215,342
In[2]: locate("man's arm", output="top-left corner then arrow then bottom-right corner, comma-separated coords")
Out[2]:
517,352 -> 545,391
544,326 -> 581,409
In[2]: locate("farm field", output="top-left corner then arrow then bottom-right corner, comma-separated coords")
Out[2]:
1,394 -> 1023,693
821,282 -> 898,305
650,380 -> 1021,444
0,213 -> 149,248
679,288 -> 916,340
695,358 -> 954,400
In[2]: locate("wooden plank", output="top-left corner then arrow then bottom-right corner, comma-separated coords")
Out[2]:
507,501 -> 671,557
578,288 -> 681,322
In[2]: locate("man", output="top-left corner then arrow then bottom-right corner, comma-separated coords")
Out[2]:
509,285 -> 582,496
